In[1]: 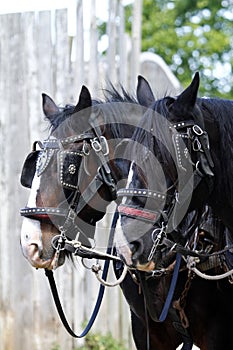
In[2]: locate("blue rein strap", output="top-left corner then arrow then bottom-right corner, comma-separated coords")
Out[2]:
158,253 -> 193,349
159,252 -> 182,322
141,253 -> 193,349
45,210 -> 119,338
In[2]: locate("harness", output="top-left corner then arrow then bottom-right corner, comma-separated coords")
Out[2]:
117,120 -> 215,256
20,109 -> 233,349
20,113 -> 123,338
117,120 -> 215,349
20,113 -> 117,247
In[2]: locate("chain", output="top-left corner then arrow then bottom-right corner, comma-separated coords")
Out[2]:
147,223 -> 166,261
52,232 -> 66,269
180,270 -> 195,309
172,270 -> 195,328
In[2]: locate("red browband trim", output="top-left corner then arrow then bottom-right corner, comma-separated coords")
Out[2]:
118,204 -> 158,223
32,214 -> 51,220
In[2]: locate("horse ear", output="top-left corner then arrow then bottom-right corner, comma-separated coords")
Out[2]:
172,72 -> 200,113
136,75 -> 155,107
73,85 -> 92,114
42,93 -> 60,117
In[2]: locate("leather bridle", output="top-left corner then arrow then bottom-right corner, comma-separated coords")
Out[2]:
117,120 -> 215,258
20,112 -> 117,244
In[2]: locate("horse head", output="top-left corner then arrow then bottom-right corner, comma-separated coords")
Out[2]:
117,72 -> 215,271
20,80 -> 148,270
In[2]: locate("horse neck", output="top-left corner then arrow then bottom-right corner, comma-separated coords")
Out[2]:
201,98 -> 233,231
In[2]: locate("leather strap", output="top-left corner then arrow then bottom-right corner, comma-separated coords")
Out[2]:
44,211 -> 119,338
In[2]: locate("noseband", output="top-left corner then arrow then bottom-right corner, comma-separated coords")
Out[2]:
20,112 -> 117,243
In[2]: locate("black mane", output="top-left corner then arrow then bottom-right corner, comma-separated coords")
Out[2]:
45,86 -> 142,140
199,97 -> 233,203
101,84 -> 138,104
45,86 -> 138,131
129,92 -> 233,208
45,104 -> 76,131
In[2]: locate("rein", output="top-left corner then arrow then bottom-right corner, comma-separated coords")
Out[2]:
45,211 -> 124,338
116,120 -> 215,350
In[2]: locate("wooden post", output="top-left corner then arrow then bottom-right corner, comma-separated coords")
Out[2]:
74,0 -> 84,94
106,0 -> 118,86
118,1 -> 128,88
130,0 -> 142,90
88,0 -> 99,94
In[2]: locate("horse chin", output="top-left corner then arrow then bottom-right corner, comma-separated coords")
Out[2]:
135,260 -> 155,272
22,244 -> 65,270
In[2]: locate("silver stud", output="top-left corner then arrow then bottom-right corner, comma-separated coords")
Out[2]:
68,164 -> 76,175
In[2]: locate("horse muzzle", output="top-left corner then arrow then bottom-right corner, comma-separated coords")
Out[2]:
20,217 -> 64,269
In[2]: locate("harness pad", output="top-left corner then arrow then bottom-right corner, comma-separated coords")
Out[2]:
20,150 -> 40,188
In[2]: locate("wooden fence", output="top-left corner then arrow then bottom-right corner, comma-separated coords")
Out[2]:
0,1 -> 181,349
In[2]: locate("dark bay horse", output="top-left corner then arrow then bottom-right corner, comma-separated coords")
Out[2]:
20,76 -> 233,349
20,85 -> 144,268
116,72 -> 233,349
20,80 -> 168,348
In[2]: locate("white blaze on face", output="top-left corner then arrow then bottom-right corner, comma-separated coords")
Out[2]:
116,162 -> 135,266
115,219 -> 133,266
121,161 -> 134,204
27,173 -> 40,207
21,174 -> 43,258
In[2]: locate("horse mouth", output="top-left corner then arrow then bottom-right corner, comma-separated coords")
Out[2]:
23,244 -> 65,270
135,260 -> 155,272
117,244 -> 156,271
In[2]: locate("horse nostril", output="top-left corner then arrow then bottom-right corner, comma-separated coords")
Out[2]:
24,233 -> 30,241
129,242 -> 137,255
130,240 -> 143,260
30,243 -> 43,258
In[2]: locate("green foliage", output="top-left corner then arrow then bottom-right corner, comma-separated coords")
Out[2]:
78,331 -> 127,350
124,0 -> 233,98
50,344 -> 60,350
50,332 -> 127,350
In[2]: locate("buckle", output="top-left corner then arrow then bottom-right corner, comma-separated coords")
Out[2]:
91,138 -> 102,152
192,125 -> 204,136
91,136 -> 109,155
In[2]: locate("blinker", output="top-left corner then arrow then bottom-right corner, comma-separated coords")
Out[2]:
20,147 -> 55,188
58,150 -> 83,190
20,151 -> 40,188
